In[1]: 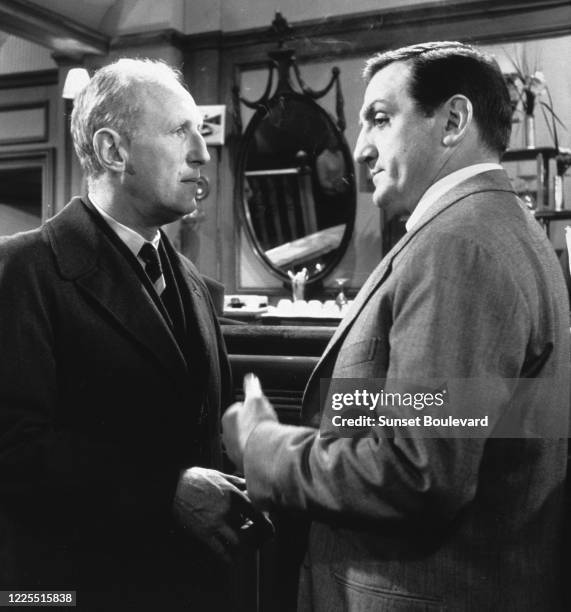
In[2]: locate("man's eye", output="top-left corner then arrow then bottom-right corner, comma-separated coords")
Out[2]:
373,115 -> 388,127
174,126 -> 186,136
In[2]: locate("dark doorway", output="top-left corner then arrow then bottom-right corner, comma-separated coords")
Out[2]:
0,150 -> 53,237
0,166 -> 42,236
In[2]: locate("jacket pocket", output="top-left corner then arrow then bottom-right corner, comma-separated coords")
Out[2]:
338,338 -> 381,367
333,572 -> 446,612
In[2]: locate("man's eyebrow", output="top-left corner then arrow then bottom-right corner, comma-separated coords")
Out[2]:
169,118 -> 189,129
170,118 -> 202,131
359,99 -> 388,125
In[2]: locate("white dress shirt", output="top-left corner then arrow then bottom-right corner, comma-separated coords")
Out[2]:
405,163 -> 503,232
89,196 -> 161,267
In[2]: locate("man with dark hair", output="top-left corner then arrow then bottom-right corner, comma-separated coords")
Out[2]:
362,41 -> 513,155
0,58 -> 269,610
223,42 -> 570,610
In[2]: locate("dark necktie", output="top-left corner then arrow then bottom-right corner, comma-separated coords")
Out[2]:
138,242 -> 166,296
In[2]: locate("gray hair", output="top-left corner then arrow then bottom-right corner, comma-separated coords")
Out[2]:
70,58 -> 185,178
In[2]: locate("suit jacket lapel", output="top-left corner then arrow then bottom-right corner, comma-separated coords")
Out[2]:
45,198 -> 189,389
304,170 -> 516,407
162,234 -> 215,385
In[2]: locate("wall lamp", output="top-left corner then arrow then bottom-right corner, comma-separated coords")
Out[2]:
62,68 -> 90,100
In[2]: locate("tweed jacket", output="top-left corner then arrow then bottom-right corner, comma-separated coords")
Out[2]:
0,198 -> 231,609
244,170 -> 570,611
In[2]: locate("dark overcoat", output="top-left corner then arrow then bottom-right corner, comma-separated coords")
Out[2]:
0,198 -> 232,609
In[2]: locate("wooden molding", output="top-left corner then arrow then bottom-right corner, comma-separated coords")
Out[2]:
110,28 -> 186,51
2,1 -> 566,65
180,0 -> 571,62
0,0 -> 107,60
0,68 -> 58,90
223,324 -> 334,355
0,101 -> 48,145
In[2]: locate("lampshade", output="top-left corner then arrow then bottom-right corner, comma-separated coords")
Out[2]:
62,68 -> 90,100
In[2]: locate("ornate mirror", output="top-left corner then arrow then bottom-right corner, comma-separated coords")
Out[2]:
234,14 -> 356,287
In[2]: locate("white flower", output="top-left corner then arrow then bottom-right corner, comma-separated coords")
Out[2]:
526,71 -> 546,96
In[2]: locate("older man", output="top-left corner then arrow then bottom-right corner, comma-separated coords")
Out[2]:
223,42 -> 570,610
0,58 -> 267,610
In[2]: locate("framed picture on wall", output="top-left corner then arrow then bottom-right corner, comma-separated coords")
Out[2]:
198,105 -> 226,146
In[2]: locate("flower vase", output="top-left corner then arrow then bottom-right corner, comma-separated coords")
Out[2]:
524,114 -> 535,149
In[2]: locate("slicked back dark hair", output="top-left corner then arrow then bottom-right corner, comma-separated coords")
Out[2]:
363,41 -> 512,155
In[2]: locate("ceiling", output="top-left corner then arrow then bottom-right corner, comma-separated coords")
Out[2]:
0,0 -> 117,59
13,0 -> 116,31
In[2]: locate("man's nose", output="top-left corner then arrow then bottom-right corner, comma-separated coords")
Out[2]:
353,130 -> 376,166
187,132 -> 210,167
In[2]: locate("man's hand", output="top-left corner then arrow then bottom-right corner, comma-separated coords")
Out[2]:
222,373 -> 278,473
173,467 -> 274,564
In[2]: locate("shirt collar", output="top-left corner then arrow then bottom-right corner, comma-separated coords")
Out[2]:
405,163 -> 503,232
89,195 -> 161,257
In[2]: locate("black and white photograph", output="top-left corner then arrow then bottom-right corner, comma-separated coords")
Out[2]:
0,1 -> 570,610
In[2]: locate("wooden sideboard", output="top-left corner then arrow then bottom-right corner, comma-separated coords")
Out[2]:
222,324 -> 335,424
221,324 -> 334,612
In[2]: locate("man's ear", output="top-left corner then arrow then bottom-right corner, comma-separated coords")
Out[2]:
92,128 -> 128,173
441,95 -> 473,147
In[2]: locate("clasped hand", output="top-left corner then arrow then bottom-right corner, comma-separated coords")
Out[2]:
173,466 -> 273,564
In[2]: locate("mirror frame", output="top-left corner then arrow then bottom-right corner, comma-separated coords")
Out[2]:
235,90 -> 356,286
234,15 -> 358,288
